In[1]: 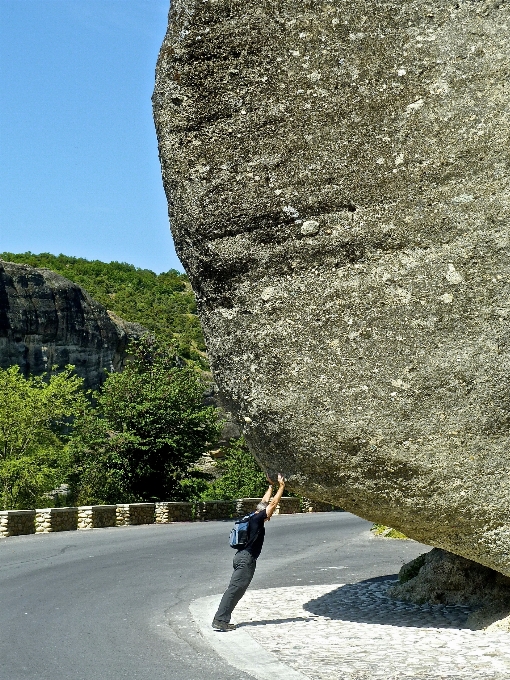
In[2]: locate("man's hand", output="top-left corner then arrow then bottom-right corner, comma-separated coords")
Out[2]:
277,473 -> 286,486
266,472 -> 274,485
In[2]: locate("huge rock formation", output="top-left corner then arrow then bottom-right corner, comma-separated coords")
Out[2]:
0,261 -> 145,389
153,1 -> 510,574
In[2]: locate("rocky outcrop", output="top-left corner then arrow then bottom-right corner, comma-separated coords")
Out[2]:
153,1 -> 510,574
391,549 -> 510,630
0,261 -> 145,388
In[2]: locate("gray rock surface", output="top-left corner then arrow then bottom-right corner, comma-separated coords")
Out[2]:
153,0 -> 510,573
203,381 -> 242,444
0,261 -> 145,388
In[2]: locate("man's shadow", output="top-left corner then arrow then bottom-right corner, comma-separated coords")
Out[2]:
237,616 -> 314,628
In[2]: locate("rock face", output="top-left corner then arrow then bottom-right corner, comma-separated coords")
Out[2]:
153,1 -> 510,573
0,261 -> 145,389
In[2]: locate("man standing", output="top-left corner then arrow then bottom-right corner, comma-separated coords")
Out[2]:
212,473 -> 286,631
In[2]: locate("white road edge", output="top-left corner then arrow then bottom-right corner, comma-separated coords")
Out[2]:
189,593 -> 309,680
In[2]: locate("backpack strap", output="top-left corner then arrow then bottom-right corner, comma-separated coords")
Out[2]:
243,511 -> 261,550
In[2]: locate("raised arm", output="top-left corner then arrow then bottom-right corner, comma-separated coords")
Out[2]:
266,473 -> 286,519
260,478 -> 273,505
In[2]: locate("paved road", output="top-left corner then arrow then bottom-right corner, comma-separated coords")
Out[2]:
0,513 -> 429,680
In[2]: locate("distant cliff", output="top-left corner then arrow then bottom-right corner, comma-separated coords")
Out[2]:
0,252 -> 207,366
0,260 -> 145,389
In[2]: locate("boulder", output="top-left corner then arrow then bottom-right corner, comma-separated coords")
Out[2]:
0,261 -> 145,389
153,0 -> 510,574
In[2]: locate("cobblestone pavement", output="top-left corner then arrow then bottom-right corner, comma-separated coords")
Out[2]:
233,579 -> 510,680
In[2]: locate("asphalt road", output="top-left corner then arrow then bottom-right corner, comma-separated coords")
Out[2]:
0,513 -> 430,680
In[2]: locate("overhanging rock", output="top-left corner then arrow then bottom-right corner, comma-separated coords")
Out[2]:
153,0 -> 510,574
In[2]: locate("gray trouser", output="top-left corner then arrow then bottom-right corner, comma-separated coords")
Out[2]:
214,550 -> 257,623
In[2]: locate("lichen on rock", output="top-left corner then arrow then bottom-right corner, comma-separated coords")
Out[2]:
153,0 -> 510,574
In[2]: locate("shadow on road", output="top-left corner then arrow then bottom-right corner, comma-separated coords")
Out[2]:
303,575 -> 478,630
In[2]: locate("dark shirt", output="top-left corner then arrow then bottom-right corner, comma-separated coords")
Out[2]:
240,508 -> 267,560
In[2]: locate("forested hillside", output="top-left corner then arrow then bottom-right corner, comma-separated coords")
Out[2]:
0,252 -> 207,365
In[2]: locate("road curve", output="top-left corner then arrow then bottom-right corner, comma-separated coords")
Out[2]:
0,513 -> 429,680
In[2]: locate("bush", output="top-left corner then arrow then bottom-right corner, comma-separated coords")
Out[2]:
68,336 -> 221,504
0,365 -> 87,510
370,524 -> 408,540
200,438 -> 267,501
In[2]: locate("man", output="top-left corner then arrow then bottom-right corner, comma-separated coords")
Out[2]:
212,472 -> 286,631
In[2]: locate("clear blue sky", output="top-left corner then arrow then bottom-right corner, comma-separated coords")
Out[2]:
0,0 -> 184,273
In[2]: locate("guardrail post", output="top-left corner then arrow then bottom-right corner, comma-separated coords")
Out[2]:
35,507 -> 79,533
0,510 -> 36,537
77,505 -> 117,529
155,502 -> 193,522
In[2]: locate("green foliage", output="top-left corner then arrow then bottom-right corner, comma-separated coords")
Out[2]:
0,365 -> 87,510
174,470 -> 213,502
0,251 -> 206,365
65,411 -> 134,506
68,336 -> 221,504
399,553 -> 427,583
371,523 -> 409,540
201,438 -> 267,501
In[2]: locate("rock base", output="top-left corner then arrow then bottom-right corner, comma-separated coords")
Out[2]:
390,548 -> 510,630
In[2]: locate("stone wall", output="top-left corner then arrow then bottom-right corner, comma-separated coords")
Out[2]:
35,508 -> 78,533
0,510 -> 36,537
77,506 -> 117,530
1,498 -> 338,538
195,501 -> 235,521
235,498 -> 260,516
235,497 -> 301,515
155,501 -> 193,523
116,503 -> 156,526
273,497 -> 301,515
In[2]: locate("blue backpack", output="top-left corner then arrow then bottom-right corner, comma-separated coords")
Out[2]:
229,513 -> 255,549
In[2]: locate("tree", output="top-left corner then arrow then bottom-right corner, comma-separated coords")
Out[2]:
69,336 -> 221,504
0,365 -> 87,510
200,438 -> 268,501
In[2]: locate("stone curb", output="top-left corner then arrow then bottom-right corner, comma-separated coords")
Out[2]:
189,594 -> 309,680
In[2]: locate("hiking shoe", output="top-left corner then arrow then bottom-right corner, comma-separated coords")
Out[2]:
212,619 -> 236,631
